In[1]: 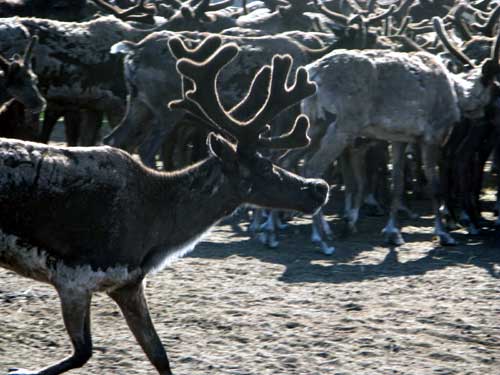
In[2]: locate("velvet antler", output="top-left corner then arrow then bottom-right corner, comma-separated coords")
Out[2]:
168,36 -> 317,151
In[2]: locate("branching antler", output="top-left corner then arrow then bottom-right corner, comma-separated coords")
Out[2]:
471,4 -> 500,37
433,17 -> 476,68
207,0 -> 234,12
319,2 -> 395,28
168,36 -> 316,151
92,0 -> 156,24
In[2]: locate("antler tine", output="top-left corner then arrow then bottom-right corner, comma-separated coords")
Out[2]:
346,0 -> 365,14
247,55 -> 316,135
471,4 -> 500,37
170,42 -> 248,141
318,5 -> 349,26
432,17 -> 476,69
256,114 -> 311,150
93,0 -> 156,23
490,27 -> 500,63
163,0 -> 183,9
121,0 -> 157,17
168,35 -> 222,61
193,0 -> 210,17
168,36 -> 231,136
366,4 -> 397,25
478,19 -> 500,84
395,15 -> 411,35
207,0 -> 234,12
92,0 -> 123,17
23,35 -> 38,67
229,65 -> 272,122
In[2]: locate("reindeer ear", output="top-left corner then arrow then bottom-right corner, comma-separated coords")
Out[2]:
207,132 -> 237,163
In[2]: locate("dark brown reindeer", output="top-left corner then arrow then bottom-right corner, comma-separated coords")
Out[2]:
0,35 -> 45,114
0,35 -> 329,375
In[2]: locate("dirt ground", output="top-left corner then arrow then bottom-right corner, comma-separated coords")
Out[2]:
0,186 -> 499,375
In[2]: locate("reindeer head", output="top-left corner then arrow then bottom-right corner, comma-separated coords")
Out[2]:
0,36 -> 46,113
434,17 -> 500,119
168,36 -> 329,214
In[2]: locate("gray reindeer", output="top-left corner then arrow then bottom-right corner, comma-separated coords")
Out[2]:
0,35 -> 329,375
301,16 -> 500,251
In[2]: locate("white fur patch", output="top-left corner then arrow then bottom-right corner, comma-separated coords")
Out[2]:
110,41 -> 135,55
148,228 -> 213,275
0,230 -> 142,292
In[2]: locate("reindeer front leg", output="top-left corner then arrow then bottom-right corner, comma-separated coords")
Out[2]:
9,289 -> 92,375
108,282 -> 173,375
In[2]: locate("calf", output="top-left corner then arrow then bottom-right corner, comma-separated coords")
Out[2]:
0,35 -> 45,141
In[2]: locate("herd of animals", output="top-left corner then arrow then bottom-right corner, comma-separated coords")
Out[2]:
0,0 -> 500,374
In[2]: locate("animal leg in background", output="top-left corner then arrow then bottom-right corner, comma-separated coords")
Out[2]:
382,142 -> 408,245
340,145 -> 365,235
306,126 -> 351,254
79,110 -> 104,146
422,143 -> 457,245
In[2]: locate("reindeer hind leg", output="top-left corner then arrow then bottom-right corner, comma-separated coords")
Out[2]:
9,289 -> 92,375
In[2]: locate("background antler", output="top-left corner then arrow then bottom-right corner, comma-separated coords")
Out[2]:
168,36 -> 316,151
93,0 -> 157,24
433,17 -> 476,68
23,35 -> 38,69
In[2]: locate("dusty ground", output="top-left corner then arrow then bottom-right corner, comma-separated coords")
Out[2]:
0,191 -> 499,375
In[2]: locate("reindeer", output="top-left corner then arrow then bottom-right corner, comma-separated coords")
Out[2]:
0,35 -> 329,375
300,16 -> 500,250
0,35 -> 46,117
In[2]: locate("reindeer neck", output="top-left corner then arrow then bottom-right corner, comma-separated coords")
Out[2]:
452,70 -> 492,119
145,157 -> 241,247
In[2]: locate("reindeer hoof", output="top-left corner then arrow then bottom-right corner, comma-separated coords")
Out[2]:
266,235 -> 279,249
383,229 -> 405,246
257,232 -> 279,248
9,369 -> 39,375
320,242 -> 335,255
256,232 -> 267,245
340,219 -> 357,238
437,233 -> 457,246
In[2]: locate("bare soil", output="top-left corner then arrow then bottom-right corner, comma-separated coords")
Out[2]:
0,191 -> 499,375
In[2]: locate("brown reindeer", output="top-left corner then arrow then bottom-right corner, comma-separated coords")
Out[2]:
0,35 -> 45,114
1,35 -> 329,375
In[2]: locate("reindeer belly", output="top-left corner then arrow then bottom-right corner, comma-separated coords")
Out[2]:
0,229 -> 143,292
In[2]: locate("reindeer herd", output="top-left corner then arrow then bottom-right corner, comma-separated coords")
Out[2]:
0,0 -> 499,374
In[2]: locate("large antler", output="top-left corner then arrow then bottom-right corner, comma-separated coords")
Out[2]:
168,36 -> 316,151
